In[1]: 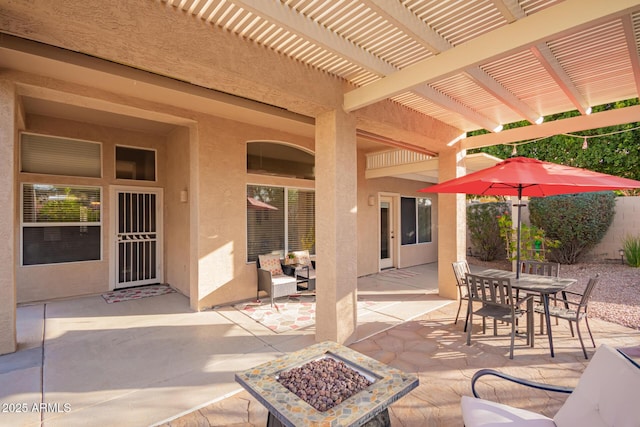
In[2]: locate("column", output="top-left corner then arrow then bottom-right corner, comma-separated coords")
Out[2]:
314,109 -> 358,344
0,80 -> 17,355
437,149 -> 467,300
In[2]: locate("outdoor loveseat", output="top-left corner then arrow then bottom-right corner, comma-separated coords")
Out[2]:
461,344 -> 640,426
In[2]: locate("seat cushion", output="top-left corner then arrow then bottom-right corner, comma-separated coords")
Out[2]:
258,254 -> 283,275
461,396 -> 555,427
553,344 -> 640,427
291,250 -> 312,266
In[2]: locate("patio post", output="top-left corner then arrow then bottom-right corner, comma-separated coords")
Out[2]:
0,79 -> 17,355
436,149 -> 467,300
314,109 -> 358,345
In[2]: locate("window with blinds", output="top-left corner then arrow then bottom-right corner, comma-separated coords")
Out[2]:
21,133 -> 102,178
401,196 -> 432,245
247,185 -> 315,262
22,184 -> 102,265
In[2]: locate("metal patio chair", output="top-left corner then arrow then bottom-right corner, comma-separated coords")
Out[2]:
452,260 -> 471,331
534,275 -> 600,359
465,273 -> 534,359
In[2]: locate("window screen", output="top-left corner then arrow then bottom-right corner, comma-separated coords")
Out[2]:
401,197 -> 432,245
21,133 -> 101,178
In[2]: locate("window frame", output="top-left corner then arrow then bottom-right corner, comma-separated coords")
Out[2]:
115,145 -> 158,182
246,184 -> 315,263
21,183 -> 103,266
400,196 -> 432,246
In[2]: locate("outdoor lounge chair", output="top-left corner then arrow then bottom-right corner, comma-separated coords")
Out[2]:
461,343 -> 640,427
452,260 -> 471,331
534,275 -> 600,359
256,254 -> 298,306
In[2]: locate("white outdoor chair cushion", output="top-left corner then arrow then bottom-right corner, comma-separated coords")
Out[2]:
258,254 -> 283,276
553,344 -> 640,427
461,396 -> 555,427
291,250 -> 312,266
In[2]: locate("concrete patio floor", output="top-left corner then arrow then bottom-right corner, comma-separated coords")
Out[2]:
2,263 -> 639,426
1,263 -> 453,427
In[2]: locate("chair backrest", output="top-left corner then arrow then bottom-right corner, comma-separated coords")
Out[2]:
578,275 -> 600,308
290,250 -> 313,267
553,344 -> 640,427
452,261 -> 470,286
466,273 -> 514,309
520,260 -> 559,277
257,254 -> 284,276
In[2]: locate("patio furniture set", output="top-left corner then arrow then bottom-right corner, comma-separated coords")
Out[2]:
452,260 -> 599,359
257,251 -> 316,306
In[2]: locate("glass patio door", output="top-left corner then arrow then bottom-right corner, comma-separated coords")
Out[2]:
379,196 -> 395,270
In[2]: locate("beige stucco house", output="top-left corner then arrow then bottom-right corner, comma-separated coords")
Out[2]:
2,0 -> 640,355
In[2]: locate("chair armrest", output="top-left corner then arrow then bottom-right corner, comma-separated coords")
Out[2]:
257,268 -> 272,293
471,369 -> 573,398
515,294 -> 535,307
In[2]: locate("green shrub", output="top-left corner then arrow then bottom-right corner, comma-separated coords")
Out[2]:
623,235 -> 640,267
497,213 -> 559,261
467,202 -> 509,261
529,192 -> 616,264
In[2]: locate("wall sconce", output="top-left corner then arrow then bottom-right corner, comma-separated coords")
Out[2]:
180,189 -> 188,203
368,195 -> 375,206
619,248 -> 625,265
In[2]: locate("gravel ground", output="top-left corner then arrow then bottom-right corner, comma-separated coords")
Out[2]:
468,257 -> 640,331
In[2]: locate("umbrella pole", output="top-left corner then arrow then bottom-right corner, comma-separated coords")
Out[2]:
515,187 -> 523,279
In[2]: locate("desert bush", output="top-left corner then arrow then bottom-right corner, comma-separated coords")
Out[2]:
529,192 -> 616,264
623,235 -> 640,267
467,202 -> 509,261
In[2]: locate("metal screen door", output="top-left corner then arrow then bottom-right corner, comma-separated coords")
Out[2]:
115,189 -> 162,289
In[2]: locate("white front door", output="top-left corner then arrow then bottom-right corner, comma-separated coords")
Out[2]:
113,187 -> 163,289
379,196 -> 395,270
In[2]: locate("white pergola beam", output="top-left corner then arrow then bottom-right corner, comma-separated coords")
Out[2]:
463,105 -> 640,149
344,0 -> 640,112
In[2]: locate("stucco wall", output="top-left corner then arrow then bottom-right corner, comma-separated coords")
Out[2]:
590,196 -> 640,261
357,150 -> 438,277
0,79 -> 17,354
194,116 -> 316,310
164,126 -> 191,296
16,115 -> 167,302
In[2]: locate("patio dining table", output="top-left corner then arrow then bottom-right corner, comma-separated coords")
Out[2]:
477,268 -> 577,357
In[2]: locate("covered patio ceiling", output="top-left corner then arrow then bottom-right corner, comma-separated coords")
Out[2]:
160,0 -> 640,149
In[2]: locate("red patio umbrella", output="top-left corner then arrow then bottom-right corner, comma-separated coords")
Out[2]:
419,156 -> 640,277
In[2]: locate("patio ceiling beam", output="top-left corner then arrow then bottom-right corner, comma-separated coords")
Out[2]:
234,0 -> 501,132
621,14 -> 640,97
495,0 -> 592,116
529,44 -> 592,116
364,0 -> 542,126
462,104 -> 640,150
344,0 -> 640,112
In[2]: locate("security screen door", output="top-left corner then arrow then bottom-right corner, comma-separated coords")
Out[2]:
115,188 -> 162,289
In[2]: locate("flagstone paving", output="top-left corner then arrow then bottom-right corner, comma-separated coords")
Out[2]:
161,302 -> 640,426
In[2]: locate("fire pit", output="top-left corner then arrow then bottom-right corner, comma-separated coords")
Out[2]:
235,341 -> 419,427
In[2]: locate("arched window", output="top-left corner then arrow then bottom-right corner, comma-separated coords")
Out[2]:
247,141 -> 314,180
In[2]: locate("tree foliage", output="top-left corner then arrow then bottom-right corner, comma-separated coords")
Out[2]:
470,99 -> 640,186
528,192 -> 616,264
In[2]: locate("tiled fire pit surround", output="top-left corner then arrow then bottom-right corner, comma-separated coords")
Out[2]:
235,341 -> 419,427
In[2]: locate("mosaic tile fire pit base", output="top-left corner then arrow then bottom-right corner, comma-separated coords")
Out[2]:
235,341 -> 419,427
